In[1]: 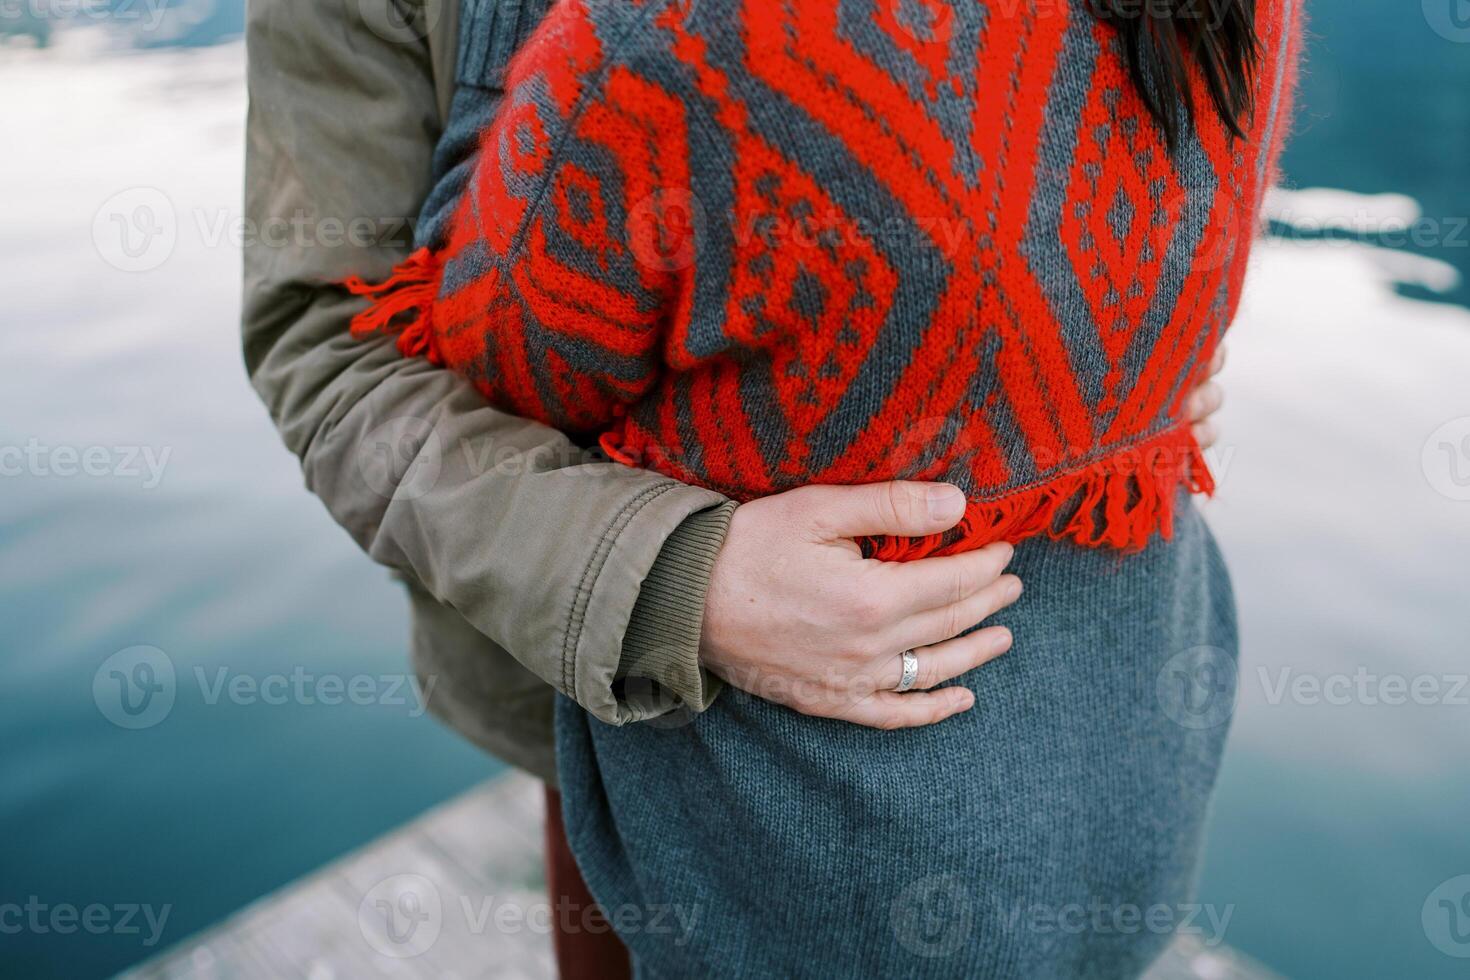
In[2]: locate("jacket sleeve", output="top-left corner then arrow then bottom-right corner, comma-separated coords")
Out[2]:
243,0 -> 732,723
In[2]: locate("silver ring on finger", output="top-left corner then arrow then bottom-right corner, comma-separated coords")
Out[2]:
893,650 -> 919,693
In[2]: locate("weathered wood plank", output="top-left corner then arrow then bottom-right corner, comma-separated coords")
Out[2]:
120,772 -> 1281,980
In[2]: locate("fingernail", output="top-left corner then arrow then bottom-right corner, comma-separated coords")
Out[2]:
1005,578 -> 1023,602
993,627 -> 1013,652
926,484 -> 965,523
996,541 -> 1015,564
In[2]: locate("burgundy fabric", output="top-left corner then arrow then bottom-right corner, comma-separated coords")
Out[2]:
543,786 -> 632,980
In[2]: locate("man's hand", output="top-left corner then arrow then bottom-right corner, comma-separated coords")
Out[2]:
698,350 -> 1228,730
1189,344 -> 1228,449
699,482 -> 1021,730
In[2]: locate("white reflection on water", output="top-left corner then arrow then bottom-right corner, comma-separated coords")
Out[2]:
2,27 -> 1468,980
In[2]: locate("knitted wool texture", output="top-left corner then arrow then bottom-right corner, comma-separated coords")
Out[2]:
348,0 -> 1301,558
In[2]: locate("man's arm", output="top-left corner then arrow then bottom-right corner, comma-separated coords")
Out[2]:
244,0 -> 731,723
252,0 -> 1230,735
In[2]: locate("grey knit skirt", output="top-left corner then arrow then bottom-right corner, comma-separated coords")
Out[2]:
554,496 -> 1237,978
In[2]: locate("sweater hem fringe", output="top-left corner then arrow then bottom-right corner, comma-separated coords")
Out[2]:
859,425 -> 1215,560
342,247 -> 444,365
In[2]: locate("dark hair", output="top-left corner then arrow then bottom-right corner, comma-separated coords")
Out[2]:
1087,0 -> 1260,149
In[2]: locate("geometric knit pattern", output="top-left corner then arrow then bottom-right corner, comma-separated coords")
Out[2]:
349,0 -> 1302,557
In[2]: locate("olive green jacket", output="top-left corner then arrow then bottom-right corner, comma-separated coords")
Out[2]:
242,0 -> 733,785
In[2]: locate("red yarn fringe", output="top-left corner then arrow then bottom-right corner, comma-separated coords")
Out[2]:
342,247 -> 444,365
860,425 -> 1216,561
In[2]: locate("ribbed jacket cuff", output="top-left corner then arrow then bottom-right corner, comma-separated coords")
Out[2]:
618,500 -> 737,714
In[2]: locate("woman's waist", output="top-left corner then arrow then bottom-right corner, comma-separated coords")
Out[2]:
600,409 -> 1216,558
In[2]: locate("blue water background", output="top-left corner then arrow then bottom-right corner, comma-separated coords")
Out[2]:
1,2 -> 1467,977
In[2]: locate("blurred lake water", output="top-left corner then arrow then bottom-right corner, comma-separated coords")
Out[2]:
2,8 -> 1468,979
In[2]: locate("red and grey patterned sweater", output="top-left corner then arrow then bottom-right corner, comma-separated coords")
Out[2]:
348,0 -> 1302,558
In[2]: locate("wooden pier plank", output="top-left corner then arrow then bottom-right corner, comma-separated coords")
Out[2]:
120,773 -> 1281,980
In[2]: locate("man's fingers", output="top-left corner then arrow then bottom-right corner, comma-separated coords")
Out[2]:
886,626 -> 1012,691
869,541 -> 1015,616
888,575 -> 1022,653
1193,419 -> 1219,450
838,686 -> 976,730
1209,343 -> 1228,377
800,481 -> 967,540
1187,381 -> 1224,422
